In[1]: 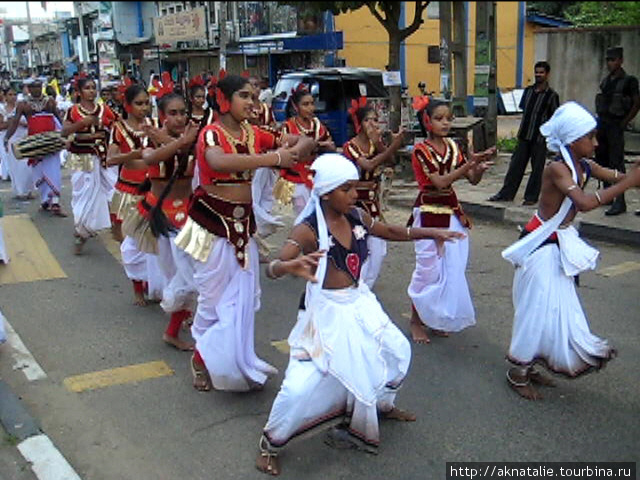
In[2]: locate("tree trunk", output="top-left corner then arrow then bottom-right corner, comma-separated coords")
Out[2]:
387,30 -> 402,132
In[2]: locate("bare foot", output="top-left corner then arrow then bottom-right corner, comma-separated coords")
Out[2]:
507,368 -> 543,400
74,236 -> 86,255
162,334 -> 194,351
50,204 -> 68,217
410,320 -> 430,344
529,369 -> 556,387
430,328 -> 449,338
190,355 -> 212,392
133,291 -> 147,306
255,450 -> 280,476
380,407 -> 417,422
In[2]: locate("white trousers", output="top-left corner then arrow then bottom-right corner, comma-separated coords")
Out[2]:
189,236 -> 277,391
408,213 -> 475,332
71,157 -> 112,238
508,244 -> 615,376
360,236 -> 387,289
156,233 -> 197,314
32,153 -> 62,205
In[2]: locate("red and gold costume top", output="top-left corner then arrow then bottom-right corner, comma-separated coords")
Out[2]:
280,116 -> 331,187
196,121 -> 281,186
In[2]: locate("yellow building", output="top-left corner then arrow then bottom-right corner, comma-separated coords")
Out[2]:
334,2 -> 569,102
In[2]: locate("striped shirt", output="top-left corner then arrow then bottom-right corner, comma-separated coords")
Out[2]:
517,84 -> 560,141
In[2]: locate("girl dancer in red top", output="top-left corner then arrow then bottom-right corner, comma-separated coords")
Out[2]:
175,74 -> 316,392
342,97 -> 405,288
61,77 -> 117,254
276,84 -> 335,216
123,89 -> 199,351
407,97 -> 495,344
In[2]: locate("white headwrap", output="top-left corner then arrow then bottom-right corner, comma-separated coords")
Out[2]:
295,153 -> 359,295
502,101 -> 597,267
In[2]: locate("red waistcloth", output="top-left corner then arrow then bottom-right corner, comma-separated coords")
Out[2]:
524,214 -> 558,241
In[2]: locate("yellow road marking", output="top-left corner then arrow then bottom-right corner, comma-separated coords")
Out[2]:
271,339 -> 290,355
0,214 -> 67,285
63,360 -> 174,393
97,230 -> 122,264
597,261 -> 640,278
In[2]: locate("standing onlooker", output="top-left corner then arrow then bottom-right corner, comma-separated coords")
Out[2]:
489,61 -> 559,205
594,46 -> 640,216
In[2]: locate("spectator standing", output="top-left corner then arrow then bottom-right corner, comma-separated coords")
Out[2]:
489,61 -> 559,205
594,46 -> 640,216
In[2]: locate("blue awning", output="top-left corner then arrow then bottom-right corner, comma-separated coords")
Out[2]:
282,32 -> 343,51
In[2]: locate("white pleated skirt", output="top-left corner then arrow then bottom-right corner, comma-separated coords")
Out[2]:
71,157 -> 112,238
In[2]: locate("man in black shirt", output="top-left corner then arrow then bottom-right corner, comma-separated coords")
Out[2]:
489,61 -> 560,205
594,46 -> 640,216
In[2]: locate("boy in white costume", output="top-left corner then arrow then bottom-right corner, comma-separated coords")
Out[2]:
502,101 -> 640,400
255,153 -> 464,476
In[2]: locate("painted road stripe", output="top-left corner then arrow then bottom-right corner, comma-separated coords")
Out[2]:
0,214 -> 66,285
271,339 -> 290,355
18,434 -> 82,480
2,313 -> 47,381
97,230 -> 122,264
63,360 -> 174,393
597,261 -> 640,278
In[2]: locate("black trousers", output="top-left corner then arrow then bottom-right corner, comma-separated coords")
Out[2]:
498,137 -> 547,202
595,118 -> 626,206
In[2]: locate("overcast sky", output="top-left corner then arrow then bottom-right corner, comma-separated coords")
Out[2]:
0,2 -> 75,21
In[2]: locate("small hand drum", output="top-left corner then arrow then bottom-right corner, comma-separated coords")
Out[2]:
12,131 -> 65,160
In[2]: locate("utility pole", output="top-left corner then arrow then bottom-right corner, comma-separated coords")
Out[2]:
439,2 -> 452,101
218,2 -> 227,70
473,1 -> 497,150
76,1 -> 89,72
452,2 -> 467,117
26,1 -> 34,74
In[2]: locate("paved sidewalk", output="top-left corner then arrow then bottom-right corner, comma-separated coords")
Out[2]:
388,150 -> 640,248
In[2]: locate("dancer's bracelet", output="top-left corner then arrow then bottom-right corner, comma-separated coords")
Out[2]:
274,151 -> 282,167
594,191 -> 602,205
406,227 -> 412,240
267,259 -> 281,278
614,170 -> 619,180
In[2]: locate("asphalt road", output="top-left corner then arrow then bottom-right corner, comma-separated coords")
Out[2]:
1,176 -> 639,480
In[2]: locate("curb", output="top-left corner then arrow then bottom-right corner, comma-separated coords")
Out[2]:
388,194 -> 640,249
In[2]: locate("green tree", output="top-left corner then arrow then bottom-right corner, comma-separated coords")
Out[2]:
565,1 -> 640,26
288,1 -> 431,130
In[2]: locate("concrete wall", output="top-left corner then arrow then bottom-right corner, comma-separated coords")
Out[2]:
535,27 -> 640,130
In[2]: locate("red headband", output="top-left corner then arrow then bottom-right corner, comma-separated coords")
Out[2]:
188,75 -> 205,89
412,96 -> 432,132
348,96 -> 368,133
156,71 -> 175,101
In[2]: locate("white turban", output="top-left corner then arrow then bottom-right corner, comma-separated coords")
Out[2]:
294,153 -> 359,293
502,101 -> 598,268
539,101 -> 597,182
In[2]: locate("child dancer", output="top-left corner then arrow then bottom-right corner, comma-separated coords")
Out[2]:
106,84 -> 159,305
407,97 -> 495,344
255,153 -> 464,476
2,88 -> 33,200
187,76 -> 217,129
174,74 -> 315,392
275,84 -> 335,216
61,77 -> 117,254
122,91 -> 198,351
502,101 -> 640,400
342,97 -> 405,288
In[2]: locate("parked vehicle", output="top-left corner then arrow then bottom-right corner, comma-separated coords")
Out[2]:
272,68 -> 389,147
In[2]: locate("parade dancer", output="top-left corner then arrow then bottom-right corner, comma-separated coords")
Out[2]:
0,89 -> 9,181
122,88 -> 198,351
274,83 -> 335,216
342,97 -> 405,288
106,84 -> 161,305
407,97 -> 495,344
174,74 -> 315,392
187,75 -> 217,129
502,101 -> 640,400
61,77 -> 117,254
255,153 -> 464,476
4,77 -> 66,216
2,88 -> 33,200
249,75 -> 283,259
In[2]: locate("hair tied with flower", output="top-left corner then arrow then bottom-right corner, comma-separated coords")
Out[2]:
156,71 -> 175,101
412,96 -> 432,132
348,96 -> 368,133
188,75 -> 205,89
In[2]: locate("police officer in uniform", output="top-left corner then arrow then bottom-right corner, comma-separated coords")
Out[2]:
595,46 -> 640,216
